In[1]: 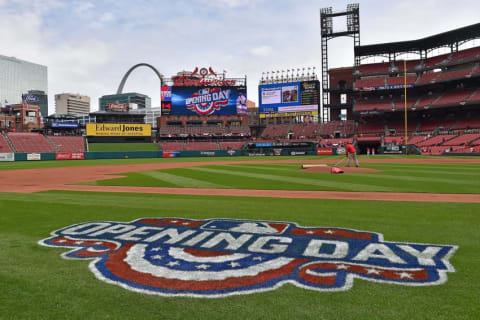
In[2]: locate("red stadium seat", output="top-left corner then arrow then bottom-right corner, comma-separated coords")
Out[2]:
0,134 -> 13,152
49,136 -> 85,152
8,133 -> 55,153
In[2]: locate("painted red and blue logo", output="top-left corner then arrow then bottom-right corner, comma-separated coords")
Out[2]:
38,218 -> 457,298
185,88 -> 230,115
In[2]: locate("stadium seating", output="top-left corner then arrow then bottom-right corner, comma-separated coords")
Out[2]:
466,89 -> 480,103
8,133 -> 55,153
449,46 -> 480,64
417,71 -> 441,84
417,119 -> 456,132
452,118 -> 480,130
415,94 -> 441,109
405,136 -> 427,145
319,120 -> 355,137
261,124 -> 290,138
320,138 -> 353,146
432,89 -> 476,107
354,76 -> 386,89
386,121 -> 418,134
395,60 -> 422,72
218,141 -> 246,150
358,122 -> 385,135
0,134 -> 13,152
158,141 -> 185,151
424,53 -> 450,69
416,134 -> 455,147
436,67 -> 474,82
442,134 -> 480,146
356,62 -> 390,74
393,99 -> 417,110
49,136 -> 85,152
228,126 -> 251,136
355,100 -> 393,112
184,141 -> 219,151
386,74 -> 418,86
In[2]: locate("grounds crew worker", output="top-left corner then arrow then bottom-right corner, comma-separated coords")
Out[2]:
345,142 -> 359,167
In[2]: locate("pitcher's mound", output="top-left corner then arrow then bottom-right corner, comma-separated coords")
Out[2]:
302,166 -> 381,173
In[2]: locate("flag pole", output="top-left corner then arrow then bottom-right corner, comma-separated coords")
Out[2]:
404,60 -> 408,155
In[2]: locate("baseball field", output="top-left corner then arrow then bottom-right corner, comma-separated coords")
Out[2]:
1,155 -> 479,319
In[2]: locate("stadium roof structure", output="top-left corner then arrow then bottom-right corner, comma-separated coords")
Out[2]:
355,22 -> 480,57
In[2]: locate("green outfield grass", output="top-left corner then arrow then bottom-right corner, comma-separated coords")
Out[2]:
1,191 -> 479,320
88,142 -> 160,152
88,162 -> 480,194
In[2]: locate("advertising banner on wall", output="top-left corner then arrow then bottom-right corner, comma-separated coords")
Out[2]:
52,122 -> 79,128
316,147 -> 333,155
0,153 -> 14,161
170,86 -> 247,116
55,152 -> 85,160
258,80 -> 319,117
27,153 -> 41,161
86,123 -> 151,137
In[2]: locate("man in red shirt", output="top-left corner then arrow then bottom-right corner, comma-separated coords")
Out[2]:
345,142 -> 359,167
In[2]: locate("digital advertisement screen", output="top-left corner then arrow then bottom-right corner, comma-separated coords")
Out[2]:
258,80 -> 319,116
171,86 -> 247,116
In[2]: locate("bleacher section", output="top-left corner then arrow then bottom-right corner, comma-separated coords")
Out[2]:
8,133 -> 55,153
358,122 -> 385,135
417,71 -> 441,84
432,89 -> 476,107
442,133 -> 480,146
218,141 -> 245,150
184,142 -> 219,151
319,121 -> 355,137
356,62 -> 390,74
424,53 -> 450,69
0,134 -> 13,152
158,125 -> 250,138
393,99 -> 417,110
416,94 -> 441,109
417,119 -> 456,132
354,76 -> 385,89
436,67 -> 475,82
416,134 -> 455,147
355,100 -> 393,112
395,60 -> 421,72
386,74 -> 417,86
49,136 -> 85,152
452,118 -> 480,130
158,141 -> 185,151
449,46 -> 480,64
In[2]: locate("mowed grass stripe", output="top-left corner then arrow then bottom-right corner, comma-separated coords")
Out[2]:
188,166 -> 392,192
139,171 -> 227,188
352,172 -> 480,186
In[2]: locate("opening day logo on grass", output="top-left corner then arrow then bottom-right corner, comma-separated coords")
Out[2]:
39,218 -> 458,298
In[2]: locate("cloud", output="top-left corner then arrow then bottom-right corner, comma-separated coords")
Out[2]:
74,2 -> 94,14
250,45 -> 272,57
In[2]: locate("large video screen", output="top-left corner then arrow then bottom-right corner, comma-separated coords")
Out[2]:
170,86 -> 247,116
258,80 -> 319,116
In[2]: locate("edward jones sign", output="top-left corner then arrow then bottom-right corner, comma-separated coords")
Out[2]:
86,123 -> 151,137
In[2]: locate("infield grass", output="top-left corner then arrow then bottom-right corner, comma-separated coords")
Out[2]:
88,162 -> 480,194
0,191 -> 479,320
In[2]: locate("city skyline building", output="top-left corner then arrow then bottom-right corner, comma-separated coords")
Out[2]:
55,93 -> 91,115
0,55 -> 48,110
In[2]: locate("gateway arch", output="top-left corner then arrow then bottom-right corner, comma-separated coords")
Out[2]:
116,63 -> 163,94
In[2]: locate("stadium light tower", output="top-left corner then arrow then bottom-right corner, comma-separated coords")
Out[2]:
320,3 -> 360,122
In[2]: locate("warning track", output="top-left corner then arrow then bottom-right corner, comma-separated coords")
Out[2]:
1,158 -> 479,203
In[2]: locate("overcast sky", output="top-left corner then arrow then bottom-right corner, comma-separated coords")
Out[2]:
1,0 -> 480,114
